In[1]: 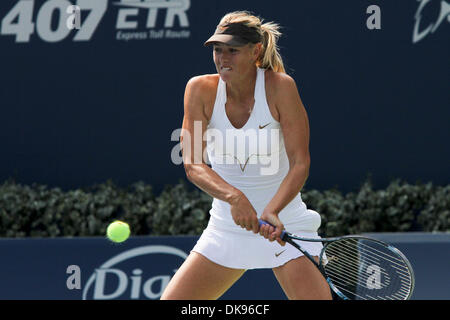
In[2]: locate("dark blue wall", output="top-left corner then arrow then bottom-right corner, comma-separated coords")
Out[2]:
0,0 -> 449,194
0,233 -> 448,299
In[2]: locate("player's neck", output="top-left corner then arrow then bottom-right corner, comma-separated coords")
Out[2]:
225,67 -> 257,102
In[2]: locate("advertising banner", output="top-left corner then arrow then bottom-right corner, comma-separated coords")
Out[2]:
0,233 -> 448,300
0,0 -> 448,193
0,235 -> 284,300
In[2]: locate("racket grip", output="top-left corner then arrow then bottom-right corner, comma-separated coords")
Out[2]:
258,219 -> 287,241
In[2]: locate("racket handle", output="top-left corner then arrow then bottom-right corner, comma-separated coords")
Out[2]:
258,219 -> 288,241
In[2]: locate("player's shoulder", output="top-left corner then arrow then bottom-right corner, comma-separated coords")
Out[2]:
184,74 -> 219,119
265,69 -> 297,91
264,69 -> 298,104
186,74 -> 220,95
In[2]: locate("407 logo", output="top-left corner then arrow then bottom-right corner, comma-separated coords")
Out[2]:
0,0 -> 191,43
1,0 -> 107,43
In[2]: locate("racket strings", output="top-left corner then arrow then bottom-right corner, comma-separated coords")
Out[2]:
324,245 -> 412,296
322,238 -> 413,300
330,238 -> 405,269
326,240 -> 411,280
325,239 -> 412,280
335,241 -> 412,287
325,256 -> 410,297
346,239 -> 410,271
325,250 -> 411,299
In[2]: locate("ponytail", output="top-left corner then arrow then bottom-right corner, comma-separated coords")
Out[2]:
257,22 -> 285,73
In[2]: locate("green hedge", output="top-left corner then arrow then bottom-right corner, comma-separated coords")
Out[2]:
0,178 -> 448,238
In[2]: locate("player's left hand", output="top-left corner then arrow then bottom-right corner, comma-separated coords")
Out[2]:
259,210 -> 285,246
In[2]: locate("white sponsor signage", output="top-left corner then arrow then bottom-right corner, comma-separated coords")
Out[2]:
1,0 -> 191,43
82,245 -> 188,300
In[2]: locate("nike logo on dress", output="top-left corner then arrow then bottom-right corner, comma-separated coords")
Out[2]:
259,122 -> 271,129
275,249 -> 286,257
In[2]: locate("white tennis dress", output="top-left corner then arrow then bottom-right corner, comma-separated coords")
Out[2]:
192,68 -> 323,269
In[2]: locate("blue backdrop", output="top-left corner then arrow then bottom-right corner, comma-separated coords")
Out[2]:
0,0 -> 449,193
0,233 -> 448,300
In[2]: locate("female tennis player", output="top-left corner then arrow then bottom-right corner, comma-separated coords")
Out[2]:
161,11 -> 332,300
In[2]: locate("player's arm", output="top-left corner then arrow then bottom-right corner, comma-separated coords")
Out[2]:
260,73 -> 310,241
181,76 -> 242,205
181,76 -> 259,232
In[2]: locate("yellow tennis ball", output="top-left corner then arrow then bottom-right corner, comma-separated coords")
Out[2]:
106,220 -> 130,243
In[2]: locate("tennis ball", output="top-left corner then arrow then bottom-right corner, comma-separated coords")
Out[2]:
106,220 -> 130,243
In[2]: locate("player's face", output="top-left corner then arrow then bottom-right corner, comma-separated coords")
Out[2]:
213,43 -> 258,81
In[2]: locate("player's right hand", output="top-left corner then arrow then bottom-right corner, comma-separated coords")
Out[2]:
229,192 -> 259,233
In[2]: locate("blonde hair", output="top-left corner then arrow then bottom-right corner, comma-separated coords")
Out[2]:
218,11 -> 286,73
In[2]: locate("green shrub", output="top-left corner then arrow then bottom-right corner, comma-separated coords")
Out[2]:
0,178 -> 448,238
418,185 -> 450,231
152,180 -> 212,235
0,179 -> 155,238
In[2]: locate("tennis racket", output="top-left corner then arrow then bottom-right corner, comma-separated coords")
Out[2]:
259,220 -> 415,300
